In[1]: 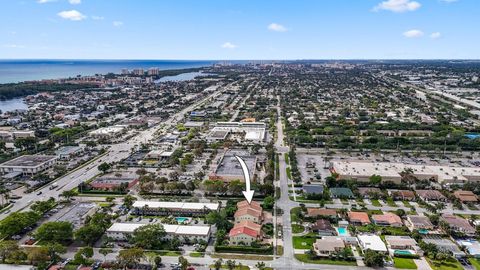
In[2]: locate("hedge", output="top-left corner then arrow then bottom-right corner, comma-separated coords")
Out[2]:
214,245 -> 273,255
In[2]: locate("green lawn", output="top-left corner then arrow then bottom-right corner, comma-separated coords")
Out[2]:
290,207 -> 302,223
371,199 -> 381,206
403,201 -> 412,207
386,198 -> 397,207
380,226 -> 411,236
469,258 -> 480,270
292,224 -> 305,233
189,252 -> 204,257
284,153 -> 290,164
428,259 -> 463,270
294,254 -> 357,266
394,258 -> 417,269
292,236 -> 317,249
286,167 -> 292,179
209,265 -> 249,270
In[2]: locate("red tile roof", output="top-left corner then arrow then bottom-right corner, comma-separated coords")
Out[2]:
229,226 -> 260,238
348,211 -> 370,224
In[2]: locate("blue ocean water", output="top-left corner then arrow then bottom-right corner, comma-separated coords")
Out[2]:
0,60 -> 219,84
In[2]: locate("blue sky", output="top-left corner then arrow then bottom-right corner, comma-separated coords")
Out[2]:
1,0 -> 478,59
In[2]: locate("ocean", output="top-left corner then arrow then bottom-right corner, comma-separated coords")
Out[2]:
0,60 -> 219,84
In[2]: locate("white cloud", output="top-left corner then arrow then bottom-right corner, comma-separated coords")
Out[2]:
221,42 -> 237,49
57,10 -> 86,21
373,0 -> 421,12
403,29 -> 424,38
91,16 -> 104,20
268,23 -> 288,32
37,0 -> 57,3
69,0 -> 81,5
113,21 -> 124,27
430,32 -> 442,39
3,44 -> 26,48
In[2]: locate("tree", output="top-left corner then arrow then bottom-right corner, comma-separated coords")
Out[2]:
123,194 -> 137,209
35,221 -> 73,243
0,241 -> 20,263
131,224 -> 166,249
262,196 -> 275,210
45,243 -> 66,263
363,249 -> 384,267
98,162 -> 112,174
178,256 -> 189,270
226,259 -> 236,270
27,247 -> 49,266
75,224 -> 104,246
117,248 -> 144,269
214,258 -> 223,270
74,247 -> 93,265
154,256 -> 162,268
0,211 -> 40,238
255,262 -> 266,270
369,174 -> 382,186
99,247 -> 113,262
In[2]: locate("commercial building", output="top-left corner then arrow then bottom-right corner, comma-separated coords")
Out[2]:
89,125 -> 126,139
207,122 -> 266,143
0,155 -> 57,175
132,201 -> 220,217
106,223 -> 211,242
55,145 -> 84,160
209,149 -> 257,183
90,171 -> 139,191
331,160 -> 480,185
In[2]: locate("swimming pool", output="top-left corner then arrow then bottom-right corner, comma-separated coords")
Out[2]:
419,229 -> 429,234
176,217 -> 189,223
337,227 -> 348,236
395,250 -> 414,256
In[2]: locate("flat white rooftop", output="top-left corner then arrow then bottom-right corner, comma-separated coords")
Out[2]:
132,201 -> 220,211
107,222 -> 211,236
332,160 -> 480,183
358,234 -> 388,252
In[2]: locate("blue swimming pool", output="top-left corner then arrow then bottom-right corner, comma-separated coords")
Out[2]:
419,229 -> 429,234
176,217 -> 189,223
337,227 -> 348,236
395,250 -> 414,256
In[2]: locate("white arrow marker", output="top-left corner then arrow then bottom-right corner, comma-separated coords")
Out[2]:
234,155 -> 254,204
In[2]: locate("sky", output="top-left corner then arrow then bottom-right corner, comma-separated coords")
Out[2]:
0,0 -> 479,60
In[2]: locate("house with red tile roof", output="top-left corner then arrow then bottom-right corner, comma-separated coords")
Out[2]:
234,200 -> 263,224
229,220 -> 262,245
306,208 -> 337,218
453,190 -> 478,203
237,200 -> 262,211
372,213 -> 403,227
348,211 -> 371,225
